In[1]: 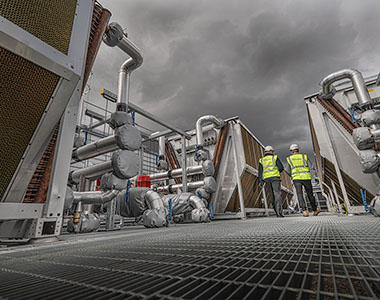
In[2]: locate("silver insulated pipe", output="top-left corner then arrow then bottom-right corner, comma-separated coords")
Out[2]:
149,165 -> 203,181
72,135 -> 118,162
70,161 -> 113,184
196,115 -> 224,147
103,22 -> 143,112
73,190 -> 119,205
158,136 -> 165,158
156,181 -> 204,193
145,190 -> 165,210
320,69 -> 372,106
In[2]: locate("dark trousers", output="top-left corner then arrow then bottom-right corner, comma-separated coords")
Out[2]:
294,180 -> 317,211
265,178 -> 283,216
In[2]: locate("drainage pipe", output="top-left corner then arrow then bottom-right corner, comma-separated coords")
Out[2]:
103,22 -> 143,112
196,115 -> 225,148
320,69 -> 372,106
70,161 -> 113,184
73,190 -> 119,205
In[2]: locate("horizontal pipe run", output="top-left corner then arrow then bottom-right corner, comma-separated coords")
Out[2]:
149,165 -> 203,181
156,181 -> 204,193
73,190 -> 119,205
72,135 -> 118,162
71,161 -> 113,184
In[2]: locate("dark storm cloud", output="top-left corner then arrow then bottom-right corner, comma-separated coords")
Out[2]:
90,0 -> 380,159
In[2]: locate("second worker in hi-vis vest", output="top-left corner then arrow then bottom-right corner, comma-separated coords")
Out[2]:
258,145 -> 284,217
285,144 -> 320,217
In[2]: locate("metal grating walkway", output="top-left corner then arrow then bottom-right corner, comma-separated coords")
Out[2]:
0,215 -> 380,300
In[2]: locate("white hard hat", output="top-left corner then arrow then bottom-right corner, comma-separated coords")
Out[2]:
289,144 -> 299,151
264,145 -> 274,152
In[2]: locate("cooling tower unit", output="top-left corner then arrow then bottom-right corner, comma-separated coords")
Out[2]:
305,72 -> 380,214
168,117 -> 294,218
0,0 -> 97,239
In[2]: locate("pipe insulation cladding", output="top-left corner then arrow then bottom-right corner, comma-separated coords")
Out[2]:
72,124 -> 141,162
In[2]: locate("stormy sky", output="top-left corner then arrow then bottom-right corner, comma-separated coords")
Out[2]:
88,0 -> 380,160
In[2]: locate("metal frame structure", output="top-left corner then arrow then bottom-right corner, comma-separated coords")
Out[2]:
169,117 -> 294,219
305,74 -> 380,215
0,0 -> 94,239
69,88 -> 193,230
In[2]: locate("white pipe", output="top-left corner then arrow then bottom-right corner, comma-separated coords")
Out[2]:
320,69 -> 372,106
196,115 -> 224,147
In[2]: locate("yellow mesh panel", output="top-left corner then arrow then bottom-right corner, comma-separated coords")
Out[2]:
0,0 -> 77,54
0,47 -> 60,200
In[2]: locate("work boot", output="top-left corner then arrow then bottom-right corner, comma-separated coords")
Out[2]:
313,208 -> 320,216
303,211 -> 309,217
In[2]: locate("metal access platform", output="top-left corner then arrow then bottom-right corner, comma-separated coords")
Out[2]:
0,214 -> 379,300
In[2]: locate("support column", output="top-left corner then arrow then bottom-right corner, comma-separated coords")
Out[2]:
181,136 -> 188,192
321,112 -> 351,214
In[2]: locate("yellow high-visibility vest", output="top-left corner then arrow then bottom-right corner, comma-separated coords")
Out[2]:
286,153 -> 312,180
259,155 -> 280,179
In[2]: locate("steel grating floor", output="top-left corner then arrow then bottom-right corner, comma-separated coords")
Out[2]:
0,214 -> 380,300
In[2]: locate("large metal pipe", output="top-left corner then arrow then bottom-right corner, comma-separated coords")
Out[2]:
156,181 -> 204,193
103,22 -> 143,112
196,115 -> 224,147
320,69 -> 372,106
70,161 -> 113,184
145,190 -> 164,210
72,135 -> 118,162
73,190 -> 119,205
149,165 -> 203,181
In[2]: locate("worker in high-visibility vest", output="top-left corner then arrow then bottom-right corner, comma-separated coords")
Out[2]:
285,144 -> 320,217
258,145 -> 284,217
